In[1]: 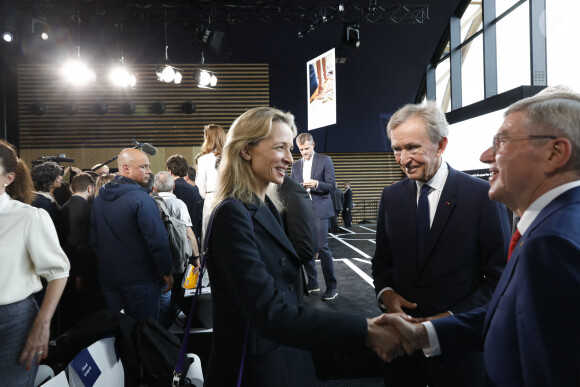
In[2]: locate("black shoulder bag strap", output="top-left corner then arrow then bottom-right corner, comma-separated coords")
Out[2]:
173,198 -> 252,386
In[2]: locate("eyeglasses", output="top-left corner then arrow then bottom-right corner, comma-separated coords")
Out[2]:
492,134 -> 557,153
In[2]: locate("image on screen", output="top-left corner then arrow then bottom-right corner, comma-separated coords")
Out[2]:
306,48 -> 336,131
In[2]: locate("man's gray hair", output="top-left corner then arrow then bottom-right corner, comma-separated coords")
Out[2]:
387,100 -> 449,144
154,171 -> 174,192
506,89 -> 580,171
296,132 -> 314,145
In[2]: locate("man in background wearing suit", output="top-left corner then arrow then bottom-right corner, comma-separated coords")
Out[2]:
291,133 -> 339,301
372,101 -> 511,386
381,90 -> 580,387
342,181 -> 353,227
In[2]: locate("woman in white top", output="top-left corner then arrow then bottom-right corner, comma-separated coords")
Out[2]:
0,140 -> 70,386
195,124 -> 226,238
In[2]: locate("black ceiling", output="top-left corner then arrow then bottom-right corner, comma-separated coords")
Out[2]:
1,0 -> 467,152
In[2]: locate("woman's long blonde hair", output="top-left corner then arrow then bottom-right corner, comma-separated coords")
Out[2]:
212,107 -> 297,210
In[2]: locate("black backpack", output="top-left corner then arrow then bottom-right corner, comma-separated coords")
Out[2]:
133,319 -> 188,386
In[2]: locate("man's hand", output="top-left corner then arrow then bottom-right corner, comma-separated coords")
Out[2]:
366,317 -> 414,363
302,179 -> 318,189
381,290 -> 417,314
162,274 -> 174,293
374,313 -> 430,351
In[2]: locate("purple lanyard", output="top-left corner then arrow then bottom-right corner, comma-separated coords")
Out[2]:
173,198 -> 251,387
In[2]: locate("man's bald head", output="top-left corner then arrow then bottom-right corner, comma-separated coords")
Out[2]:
117,148 -> 151,184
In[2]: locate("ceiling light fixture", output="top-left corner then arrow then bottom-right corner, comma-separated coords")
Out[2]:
110,22 -> 137,88
32,18 -> 50,41
193,52 -> 217,89
61,11 -> 96,86
344,23 -> 361,48
156,12 -> 182,84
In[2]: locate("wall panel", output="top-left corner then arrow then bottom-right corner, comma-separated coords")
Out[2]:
17,63 -> 269,149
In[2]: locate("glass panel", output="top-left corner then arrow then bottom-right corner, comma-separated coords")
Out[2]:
461,3 -> 483,42
546,0 -> 580,91
497,3 -> 530,93
436,58 -> 451,113
496,0 -> 525,17
461,34 -> 484,106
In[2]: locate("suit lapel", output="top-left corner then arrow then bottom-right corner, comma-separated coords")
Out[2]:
311,153 -> 319,180
293,159 -> 304,183
249,198 -> 298,260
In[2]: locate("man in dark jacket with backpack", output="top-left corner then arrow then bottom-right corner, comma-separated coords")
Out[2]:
90,148 -> 173,321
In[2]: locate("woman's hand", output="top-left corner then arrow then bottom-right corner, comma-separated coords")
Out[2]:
19,316 -> 51,370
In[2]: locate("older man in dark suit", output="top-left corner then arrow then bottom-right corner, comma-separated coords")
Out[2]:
290,133 -> 338,301
371,101 -> 511,386
382,89 -> 580,387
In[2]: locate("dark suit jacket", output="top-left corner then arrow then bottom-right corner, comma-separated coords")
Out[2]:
56,195 -> 95,282
343,188 -> 352,211
173,177 -> 203,240
372,165 -> 511,317
290,152 -> 335,219
205,196 -> 366,386
278,175 -> 315,265
433,185 -> 580,387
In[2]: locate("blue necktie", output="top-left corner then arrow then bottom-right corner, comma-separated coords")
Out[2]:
417,184 -> 431,258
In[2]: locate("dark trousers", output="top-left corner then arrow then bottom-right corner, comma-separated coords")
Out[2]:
305,216 -> 337,290
383,351 -> 485,387
329,211 -> 340,233
342,209 -> 352,227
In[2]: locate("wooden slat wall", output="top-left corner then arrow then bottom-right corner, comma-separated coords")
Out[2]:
290,152 -> 405,224
17,63 -> 269,149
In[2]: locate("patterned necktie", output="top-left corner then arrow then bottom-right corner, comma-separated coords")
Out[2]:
416,184 -> 431,258
507,229 -> 522,261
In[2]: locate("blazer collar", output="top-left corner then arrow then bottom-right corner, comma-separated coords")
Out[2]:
244,196 -> 299,260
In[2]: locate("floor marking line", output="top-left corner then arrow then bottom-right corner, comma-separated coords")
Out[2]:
344,259 -> 375,287
328,233 -> 371,258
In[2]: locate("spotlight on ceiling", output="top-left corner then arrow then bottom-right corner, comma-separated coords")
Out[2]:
62,59 -> 97,85
110,22 -> 137,88
193,52 -> 217,89
156,14 -> 181,84
344,24 -> 361,48
32,18 -> 50,41
2,31 -> 14,43
110,66 -> 137,88
61,11 -> 96,85
156,60 -> 182,84
194,69 -> 218,89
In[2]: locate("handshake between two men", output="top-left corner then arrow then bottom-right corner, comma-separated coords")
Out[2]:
365,312 -> 430,363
